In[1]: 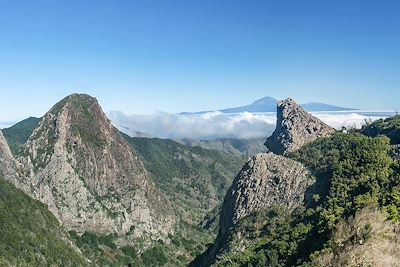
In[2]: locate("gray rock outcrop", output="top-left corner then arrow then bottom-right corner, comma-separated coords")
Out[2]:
265,98 -> 335,155
0,130 -> 19,179
221,153 -> 312,230
0,130 -> 33,193
193,153 -> 312,266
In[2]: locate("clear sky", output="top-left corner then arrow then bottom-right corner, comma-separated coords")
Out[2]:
0,0 -> 399,122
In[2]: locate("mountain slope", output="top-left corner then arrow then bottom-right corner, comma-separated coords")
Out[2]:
192,153 -> 313,266
182,96 -> 355,114
219,96 -> 278,113
0,129 -> 33,194
2,110 -> 246,266
2,116 -> 41,156
123,135 -> 246,224
178,137 -> 268,157
308,208 -> 400,267
301,102 -> 356,112
195,132 -> 397,267
0,177 -> 89,266
18,93 -> 175,239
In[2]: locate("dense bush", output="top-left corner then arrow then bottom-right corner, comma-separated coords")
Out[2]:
141,246 -> 168,266
0,177 -> 88,266
360,115 -> 400,144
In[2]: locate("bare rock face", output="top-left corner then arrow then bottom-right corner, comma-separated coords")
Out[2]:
0,130 -> 33,193
20,94 -> 176,238
265,98 -> 335,155
193,153 -> 312,266
0,130 -> 19,179
220,153 -> 312,231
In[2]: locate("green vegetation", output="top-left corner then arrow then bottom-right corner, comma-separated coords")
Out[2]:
211,132 -> 400,266
142,246 -> 168,266
67,222 -> 214,267
123,135 -> 245,223
361,115 -> 400,144
2,113 -> 241,266
68,230 -> 135,266
68,94 -> 107,149
2,117 -> 40,155
0,177 -> 89,266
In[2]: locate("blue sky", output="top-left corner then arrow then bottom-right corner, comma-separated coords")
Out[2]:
0,0 -> 399,122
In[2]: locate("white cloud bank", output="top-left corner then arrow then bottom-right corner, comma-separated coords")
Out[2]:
107,110 -> 395,140
108,111 -> 277,139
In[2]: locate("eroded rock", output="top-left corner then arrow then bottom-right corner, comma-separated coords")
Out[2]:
265,98 -> 335,155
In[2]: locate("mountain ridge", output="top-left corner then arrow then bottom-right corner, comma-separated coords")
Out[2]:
181,96 -> 356,114
17,93 -> 176,238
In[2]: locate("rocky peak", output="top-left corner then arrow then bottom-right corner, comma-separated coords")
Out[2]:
20,93 -> 176,237
194,153 -> 312,266
265,98 -> 335,155
220,153 -> 312,236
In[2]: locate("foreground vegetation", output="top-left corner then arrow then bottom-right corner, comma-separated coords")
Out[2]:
211,132 -> 400,266
361,115 -> 400,144
67,222 -> 214,267
0,177 -> 89,266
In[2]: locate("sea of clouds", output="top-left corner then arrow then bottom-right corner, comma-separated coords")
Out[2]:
107,110 -> 393,140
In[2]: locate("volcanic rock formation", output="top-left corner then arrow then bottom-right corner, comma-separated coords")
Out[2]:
19,94 -> 176,238
265,98 -> 335,155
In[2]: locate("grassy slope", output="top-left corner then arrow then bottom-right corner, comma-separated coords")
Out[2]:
0,177 -> 89,267
2,117 -> 41,156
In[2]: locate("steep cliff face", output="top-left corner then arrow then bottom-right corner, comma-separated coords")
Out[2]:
220,153 -> 312,232
20,94 -> 175,238
193,153 -> 312,266
265,98 -> 335,155
0,130 -> 19,180
0,130 -> 32,193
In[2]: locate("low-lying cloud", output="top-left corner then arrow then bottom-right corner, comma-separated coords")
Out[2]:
107,110 -> 393,140
108,111 -> 277,139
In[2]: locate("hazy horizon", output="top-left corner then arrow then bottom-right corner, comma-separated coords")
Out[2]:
1,92 -> 398,125
1,97 -> 396,140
